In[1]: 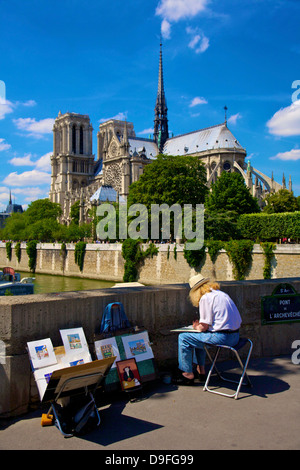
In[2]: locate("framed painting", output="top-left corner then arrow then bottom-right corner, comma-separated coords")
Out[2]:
116,358 -> 142,391
121,331 -> 154,363
94,336 -> 121,368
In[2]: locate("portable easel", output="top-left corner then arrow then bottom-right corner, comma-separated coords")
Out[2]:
41,357 -> 115,437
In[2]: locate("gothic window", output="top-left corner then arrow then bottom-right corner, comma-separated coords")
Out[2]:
80,126 -> 84,154
73,160 -> 78,172
80,160 -> 85,173
223,161 -> 231,172
72,125 -> 76,153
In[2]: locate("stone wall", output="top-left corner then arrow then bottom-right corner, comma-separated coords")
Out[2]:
1,278 -> 300,417
0,242 -> 299,284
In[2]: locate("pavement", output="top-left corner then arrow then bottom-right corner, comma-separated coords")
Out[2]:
1,355 -> 300,452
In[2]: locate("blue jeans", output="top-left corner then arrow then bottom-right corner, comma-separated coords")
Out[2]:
178,331 -> 240,373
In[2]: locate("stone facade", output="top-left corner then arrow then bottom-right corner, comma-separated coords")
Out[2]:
49,112 -> 96,224
0,242 -> 299,284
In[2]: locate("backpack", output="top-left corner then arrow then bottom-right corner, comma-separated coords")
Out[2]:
100,302 -> 131,334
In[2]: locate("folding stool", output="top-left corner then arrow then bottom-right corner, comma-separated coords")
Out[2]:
203,337 -> 253,399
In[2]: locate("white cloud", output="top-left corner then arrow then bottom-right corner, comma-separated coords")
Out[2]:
138,127 -> 154,135
0,138 -> 11,151
14,186 -> 48,202
156,0 -> 209,23
186,27 -> 209,53
0,98 -> 37,120
35,152 -> 52,172
0,191 -> 9,202
228,113 -> 242,125
21,100 -> 37,107
161,19 -> 171,39
9,153 -> 35,167
3,169 -> 51,187
8,151 -> 52,171
0,186 -> 48,207
267,100 -> 300,136
270,148 -> 300,161
189,96 -> 208,107
13,117 -> 55,138
0,99 -> 14,120
156,0 -> 209,41
99,112 -> 128,123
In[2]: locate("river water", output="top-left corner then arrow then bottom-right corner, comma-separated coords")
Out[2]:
19,272 -> 115,294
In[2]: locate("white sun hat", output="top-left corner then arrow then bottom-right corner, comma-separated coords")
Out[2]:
189,274 -> 210,293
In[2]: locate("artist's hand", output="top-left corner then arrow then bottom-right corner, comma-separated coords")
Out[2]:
193,320 -> 209,332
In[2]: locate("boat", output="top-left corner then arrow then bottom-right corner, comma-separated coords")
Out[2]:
0,267 -> 35,296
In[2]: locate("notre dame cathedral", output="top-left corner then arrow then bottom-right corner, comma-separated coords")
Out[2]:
49,43 -> 290,224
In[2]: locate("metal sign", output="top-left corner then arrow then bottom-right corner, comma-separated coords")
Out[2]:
261,283 -> 300,325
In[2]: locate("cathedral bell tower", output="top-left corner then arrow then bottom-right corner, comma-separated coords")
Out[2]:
153,41 -> 169,153
49,111 -> 94,222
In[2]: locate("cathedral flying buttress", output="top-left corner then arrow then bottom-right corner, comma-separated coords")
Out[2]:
49,43 -> 291,225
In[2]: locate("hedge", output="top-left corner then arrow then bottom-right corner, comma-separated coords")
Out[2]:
238,212 -> 300,240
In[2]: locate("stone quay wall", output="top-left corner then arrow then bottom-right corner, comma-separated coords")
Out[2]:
1,278 -> 300,417
0,242 -> 299,284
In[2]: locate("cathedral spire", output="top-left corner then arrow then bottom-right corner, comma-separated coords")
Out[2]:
154,39 -> 169,153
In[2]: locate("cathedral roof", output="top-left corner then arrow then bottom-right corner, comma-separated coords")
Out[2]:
163,123 -> 245,156
90,185 -> 126,204
128,137 -> 159,159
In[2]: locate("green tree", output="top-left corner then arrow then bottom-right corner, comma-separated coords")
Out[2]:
204,210 -> 241,240
0,199 -> 63,242
127,154 -> 208,242
128,154 -> 208,207
263,189 -> 299,213
0,212 -> 27,241
25,198 -> 62,224
70,200 -> 80,225
205,172 -> 260,215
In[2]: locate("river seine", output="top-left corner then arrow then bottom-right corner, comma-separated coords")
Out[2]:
19,272 -> 115,294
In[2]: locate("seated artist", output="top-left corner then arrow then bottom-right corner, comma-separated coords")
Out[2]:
173,274 -> 242,385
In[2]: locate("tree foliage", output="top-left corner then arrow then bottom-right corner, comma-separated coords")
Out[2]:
70,200 -> 80,224
238,212 -> 300,241
263,189 -> 299,213
204,210 -> 241,241
25,198 -> 62,224
128,154 -> 208,208
224,239 -> 254,280
205,172 -> 260,215
0,198 -> 91,242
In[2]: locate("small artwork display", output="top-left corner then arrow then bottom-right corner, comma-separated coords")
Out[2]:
94,337 -> 120,368
121,332 -> 154,363
67,333 -> 82,349
27,338 -> 57,370
60,327 -> 92,364
33,363 -> 64,400
116,358 -> 142,391
60,327 -> 88,352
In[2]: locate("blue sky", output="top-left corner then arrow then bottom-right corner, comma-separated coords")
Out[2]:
0,0 -> 300,212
